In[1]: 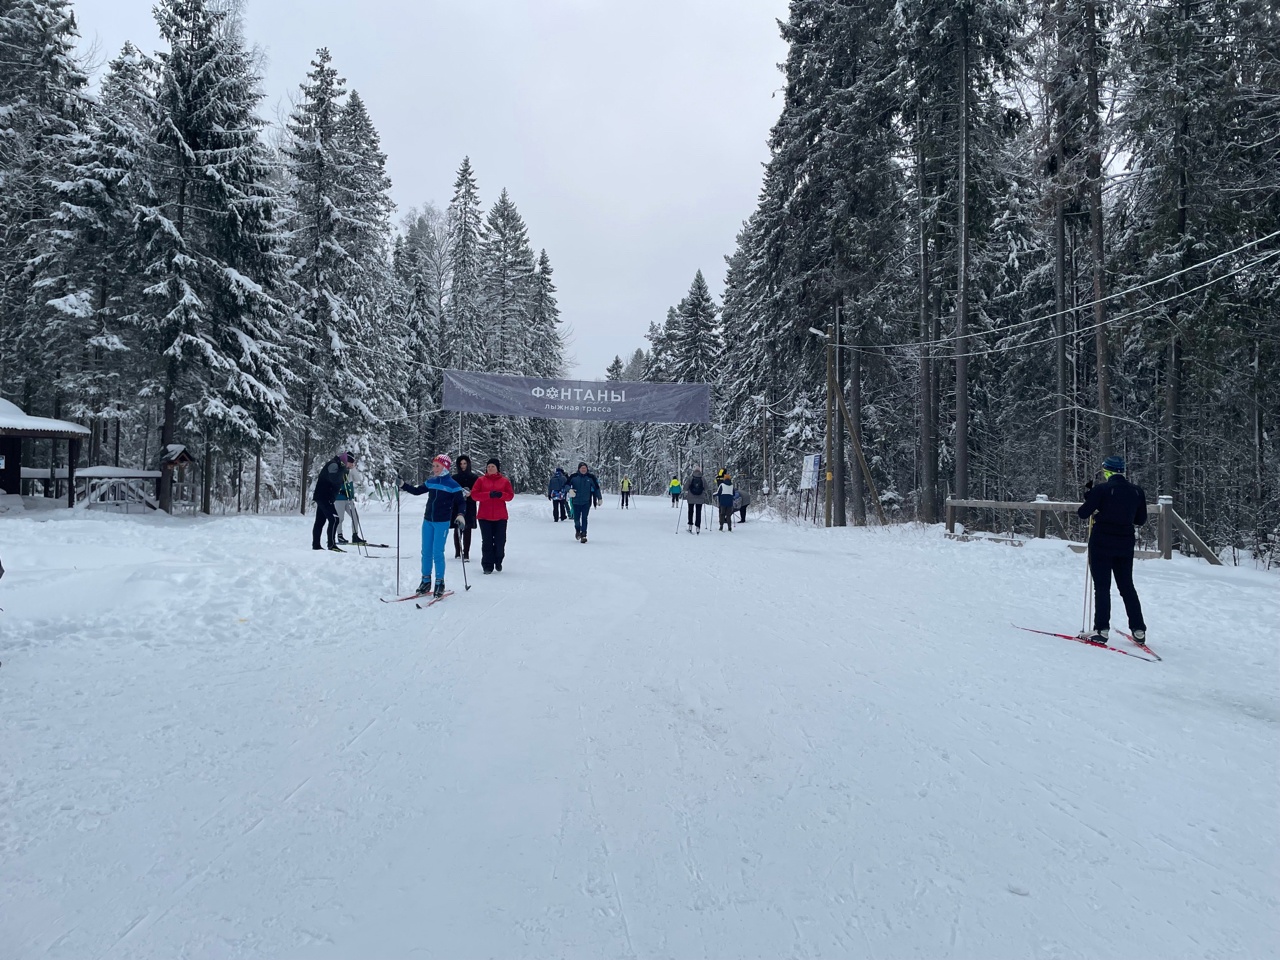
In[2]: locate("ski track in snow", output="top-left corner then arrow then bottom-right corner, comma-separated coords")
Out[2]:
1,497 -> 1277,959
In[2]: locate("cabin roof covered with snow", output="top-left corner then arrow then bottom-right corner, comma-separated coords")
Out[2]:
0,398 -> 91,439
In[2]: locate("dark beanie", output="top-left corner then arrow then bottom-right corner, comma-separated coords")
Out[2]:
1102,455 -> 1126,474
487,457 -> 502,472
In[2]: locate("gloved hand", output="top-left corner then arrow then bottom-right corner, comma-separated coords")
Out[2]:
593,498 -> 601,508
401,482 -> 414,493
1084,479 -> 1094,492
453,515 -> 466,529
489,490 -> 502,499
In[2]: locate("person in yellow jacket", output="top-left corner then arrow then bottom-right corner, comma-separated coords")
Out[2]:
668,475 -> 682,506
621,476 -> 633,509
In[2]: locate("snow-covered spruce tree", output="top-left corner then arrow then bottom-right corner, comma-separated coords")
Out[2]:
478,188 -> 536,483
668,270 -> 722,453
524,248 -> 565,483
139,0 -> 291,513
392,205 -> 450,478
0,0 -> 90,426
284,48 -> 365,508
445,156 -> 487,463
44,42 -> 157,465
894,0 -> 1025,507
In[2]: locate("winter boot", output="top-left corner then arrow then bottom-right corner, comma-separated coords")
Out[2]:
312,543 -> 323,550
433,580 -> 446,598
337,534 -> 348,544
351,536 -> 367,546
1131,629 -> 1147,645
327,544 -> 345,553
416,578 -> 432,595
1082,628 -> 1109,645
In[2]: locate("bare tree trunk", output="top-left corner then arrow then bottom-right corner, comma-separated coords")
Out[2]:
917,116 -> 936,522
833,304 -> 847,526
1085,0 -> 1113,455
955,16 -> 972,503
201,442 -> 212,515
254,443 -> 262,514
850,340 -> 867,525
158,387 -> 176,513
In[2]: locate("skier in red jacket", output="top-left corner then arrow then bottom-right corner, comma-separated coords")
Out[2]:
470,457 -> 515,574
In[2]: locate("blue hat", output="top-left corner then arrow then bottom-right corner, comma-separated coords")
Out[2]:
1102,455 -> 1126,474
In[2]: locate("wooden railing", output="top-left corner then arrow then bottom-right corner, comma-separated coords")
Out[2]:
945,495 -> 1221,565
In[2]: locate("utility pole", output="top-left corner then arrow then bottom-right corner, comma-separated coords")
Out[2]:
824,322 -> 835,527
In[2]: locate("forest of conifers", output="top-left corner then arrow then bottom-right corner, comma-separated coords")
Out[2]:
2,0 -> 1276,562
1,0 -> 566,510
599,0 -> 1278,564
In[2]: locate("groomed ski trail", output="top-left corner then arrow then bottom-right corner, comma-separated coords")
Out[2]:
1,495 -> 1276,959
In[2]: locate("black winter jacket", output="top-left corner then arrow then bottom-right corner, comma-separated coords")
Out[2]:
1078,474 -> 1147,554
312,457 -> 344,504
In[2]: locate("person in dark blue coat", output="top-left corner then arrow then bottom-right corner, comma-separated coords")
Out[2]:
1077,455 -> 1148,645
311,453 -> 350,551
547,466 -> 570,522
565,462 -> 602,542
401,454 -> 466,597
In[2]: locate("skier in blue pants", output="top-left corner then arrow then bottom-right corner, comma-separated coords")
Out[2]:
401,454 -> 466,597
565,461 -> 602,542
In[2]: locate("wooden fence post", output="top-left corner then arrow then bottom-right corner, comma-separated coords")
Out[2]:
945,500 -> 956,534
1158,495 -> 1173,560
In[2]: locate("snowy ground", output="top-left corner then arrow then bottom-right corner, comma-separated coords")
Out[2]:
2,495 -> 1277,959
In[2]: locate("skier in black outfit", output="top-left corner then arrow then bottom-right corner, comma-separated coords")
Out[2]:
452,455 -> 478,560
1077,455 -> 1148,645
566,461 -> 602,542
683,467 -> 707,532
311,453 -> 349,551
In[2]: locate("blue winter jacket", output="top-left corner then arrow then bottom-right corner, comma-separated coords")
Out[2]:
403,474 -> 465,524
565,471 -> 601,506
548,469 -> 568,498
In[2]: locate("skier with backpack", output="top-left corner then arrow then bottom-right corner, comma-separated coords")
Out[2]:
715,470 -> 736,531
1077,455 -> 1149,646
683,467 -> 708,532
400,454 -> 466,597
548,466 -> 570,522
566,462 -> 602,542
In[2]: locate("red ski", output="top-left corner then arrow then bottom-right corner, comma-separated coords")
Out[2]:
1117,631 -> 1163,661
416,590 -> 455,609
380,592 -> 426,604
1012,624 -> 1160,662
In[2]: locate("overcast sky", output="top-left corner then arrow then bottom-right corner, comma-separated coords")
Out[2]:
70,0 -> 789,379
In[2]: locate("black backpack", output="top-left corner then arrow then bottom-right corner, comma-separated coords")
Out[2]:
689,476 -> 705,496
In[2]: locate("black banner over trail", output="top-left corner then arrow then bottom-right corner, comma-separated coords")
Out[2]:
442,370 -> 710,423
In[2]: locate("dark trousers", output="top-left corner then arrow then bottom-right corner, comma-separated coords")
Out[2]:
738,506 -> 747,522
553,498 -> 568,521
671,494 -> 680,506
686,502 -> 703,528
574,502 -> 592,535
621,491 -> 630,508
718,504 -> 733,530
1089,549 -> 1146,632
479,518 -> 508,570
312,500 -> 338,547
453,523 -> 473,557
